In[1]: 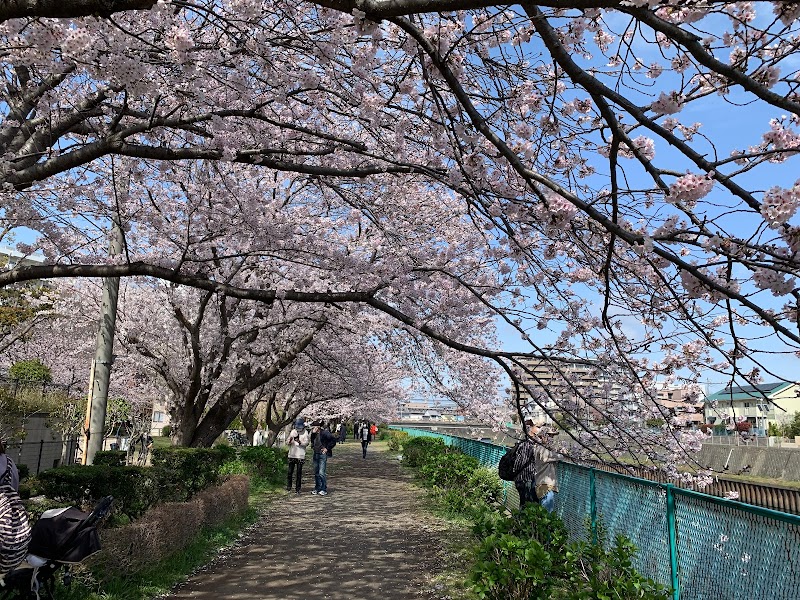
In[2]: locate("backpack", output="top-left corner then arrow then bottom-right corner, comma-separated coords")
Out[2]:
497,443 -> 535,481
0,457 -> 31,576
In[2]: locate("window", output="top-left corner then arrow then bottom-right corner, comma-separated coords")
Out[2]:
743,402 -> 751,408
153,411 -> 165,423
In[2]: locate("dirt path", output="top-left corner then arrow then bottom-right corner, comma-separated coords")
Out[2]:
162,441 -> 457,600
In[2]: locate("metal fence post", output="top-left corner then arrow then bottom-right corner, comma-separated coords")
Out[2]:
589,467 -> 598,545
36,439 -> 44,474
665,484 -> 680,600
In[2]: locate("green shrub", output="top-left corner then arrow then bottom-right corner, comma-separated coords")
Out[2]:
94,450 -> 127,466
465,467 -> 504,507
161,425 -> 172,437
418,451 -> 479,488
9,359 -> 52,383
401,436 -> 447,468
17,476 -> 40,500
17,463 -> 29,481
387,430 -> 409,452
150,446 -> 232,501
237,446 -> 287,484
469,505 -> 668,600
37,464 -> 158,520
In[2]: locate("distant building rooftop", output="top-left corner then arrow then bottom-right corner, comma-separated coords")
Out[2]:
707,382 -> 794,403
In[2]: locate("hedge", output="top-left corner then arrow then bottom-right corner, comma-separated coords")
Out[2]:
150,446 -> 236,502
37,464 -> 158,520
95,475 -> 250,576
401,436 -> 502,517
36,446 -> 239,519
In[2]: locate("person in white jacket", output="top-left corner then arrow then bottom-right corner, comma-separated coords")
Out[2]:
286,419 -> 310,494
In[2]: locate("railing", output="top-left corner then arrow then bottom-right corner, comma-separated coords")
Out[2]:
393,427 -> 800,600
5,436 -> 80,475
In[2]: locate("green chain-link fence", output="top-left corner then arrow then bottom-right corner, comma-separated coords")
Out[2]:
392,426 -> 800,600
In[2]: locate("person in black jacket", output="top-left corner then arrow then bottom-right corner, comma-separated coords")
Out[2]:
310,422 -> 337,496
513,418 -> 538,508
359,422 -> 372,459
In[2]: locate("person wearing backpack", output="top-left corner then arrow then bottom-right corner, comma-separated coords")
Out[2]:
513,418 -> 539,508
0,439 -> 31,579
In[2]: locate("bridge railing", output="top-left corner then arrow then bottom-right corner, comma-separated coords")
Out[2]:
392,426 -> 800,600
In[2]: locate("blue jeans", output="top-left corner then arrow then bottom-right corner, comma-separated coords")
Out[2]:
313,452 -> 328,492
540,490 -> 556,512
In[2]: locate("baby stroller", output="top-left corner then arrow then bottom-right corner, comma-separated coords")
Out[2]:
0,496 -> 113,600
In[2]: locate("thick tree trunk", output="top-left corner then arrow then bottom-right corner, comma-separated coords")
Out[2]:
243,417 -> 257,445
267,426 -> 281,447
175,322 -> 325,447
170,402 -> 200,447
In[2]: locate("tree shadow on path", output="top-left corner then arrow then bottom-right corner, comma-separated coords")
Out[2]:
162,442 -> 452,600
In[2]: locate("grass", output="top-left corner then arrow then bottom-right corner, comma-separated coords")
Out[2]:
150,436 -> 172,450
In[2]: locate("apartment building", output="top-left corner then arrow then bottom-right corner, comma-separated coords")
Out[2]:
510,356 -> 629,424
705,382 -> 800,434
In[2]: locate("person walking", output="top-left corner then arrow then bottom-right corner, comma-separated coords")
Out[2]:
311,422 -> 337,496
338,422 -> 347,445
513,417 -> 539,509
286,419 -> 310,494
359,422 -> 372,459
369,422 -> 378,439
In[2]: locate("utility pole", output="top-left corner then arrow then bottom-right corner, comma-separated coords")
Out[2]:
82,206 -> 125,465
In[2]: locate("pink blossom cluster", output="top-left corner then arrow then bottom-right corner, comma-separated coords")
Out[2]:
541,193 -> 578,230
761,118 -> 800,160
668,173 -> 714,207
760,183 -> 800,227
650,91 -> 683,116
752,266 -> 796,296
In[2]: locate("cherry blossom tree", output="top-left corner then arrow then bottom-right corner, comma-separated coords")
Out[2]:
3,1 -> 800,475
243,329 -> 407,445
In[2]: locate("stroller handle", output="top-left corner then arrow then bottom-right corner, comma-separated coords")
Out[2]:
85,496 -> 114,528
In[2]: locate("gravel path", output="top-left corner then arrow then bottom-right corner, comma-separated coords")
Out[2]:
162,441 -> 455,600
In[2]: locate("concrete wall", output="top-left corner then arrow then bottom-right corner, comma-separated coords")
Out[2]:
698,443 -> 800,480
5,413 -> 78,475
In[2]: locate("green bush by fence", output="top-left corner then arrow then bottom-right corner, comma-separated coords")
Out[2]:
401,436 -> 502,518
398,429 -> 665,599
470,505 -> 668,600
35,445 -> 242,520
93,450 -> 127,466
386,430 -> 408,451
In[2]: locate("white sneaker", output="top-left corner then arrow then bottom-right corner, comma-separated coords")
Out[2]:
311,490 -> 318,495
318,490 -> 327,496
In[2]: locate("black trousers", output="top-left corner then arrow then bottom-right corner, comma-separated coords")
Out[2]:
361,440 -> 369,458
515,480 -> 539,508
287,458 -> 304,491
